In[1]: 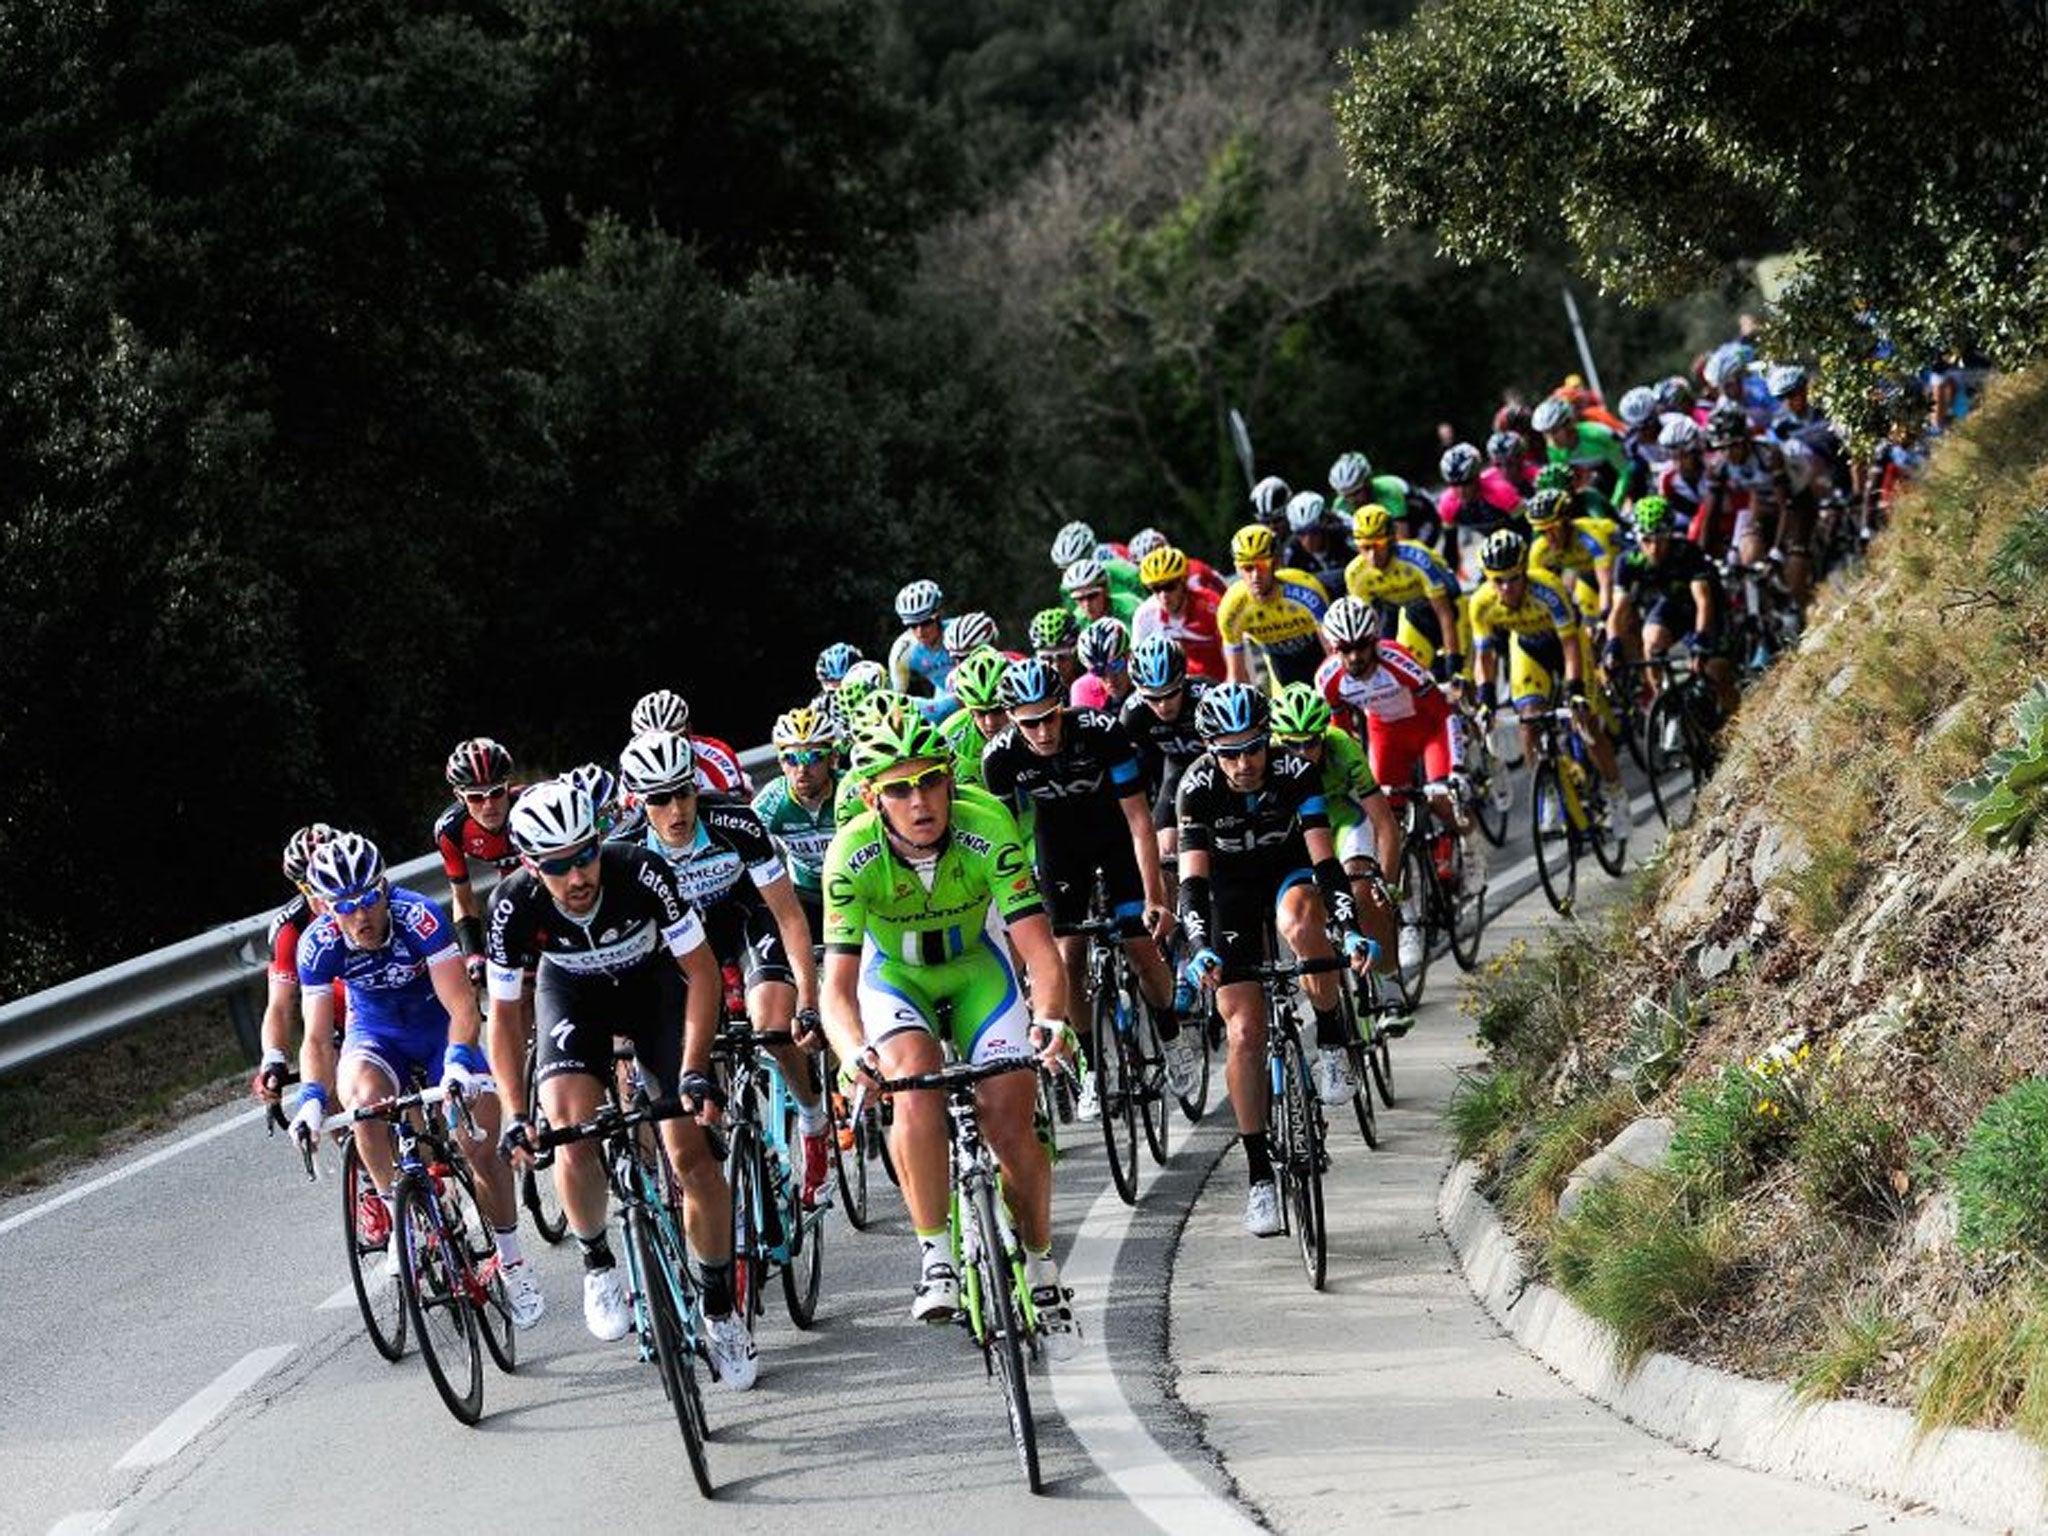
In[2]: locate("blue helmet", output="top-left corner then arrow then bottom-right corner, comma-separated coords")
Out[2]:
1001,657 -> 1062,710
1130,635 -> 1187,695
815,642 -> 863,685
306,830 -> 385,900
1194,682 -> 1268,740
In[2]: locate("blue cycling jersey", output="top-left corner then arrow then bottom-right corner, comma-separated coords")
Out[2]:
297,885 -> 457,1040
887,629 -> 959,719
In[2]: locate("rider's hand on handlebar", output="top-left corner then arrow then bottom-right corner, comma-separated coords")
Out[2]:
679,1069 -> 727,1126
1029,1020 -> 1075,1070
791,1006 -> 824,1049
498,1115 -> 536,1168
251,1048 -> 291,1104
1183,948 -> 1224,992
1142,903 -> 1175,945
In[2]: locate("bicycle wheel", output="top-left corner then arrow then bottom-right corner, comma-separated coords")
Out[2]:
1093,967 -> 1140,1206
1397,838 -> 1435,1007
627,1201 -> 715,1498
521,1039 -> 567,1244
1608,679 -> 1649,775
342,1134 -> 407,1361
1176,1004 -> 1211,1122
1644,691 -> 1702,829
1471,730 -> 1513,846
1339,989 -> 1378,1149
396,1179 -> 483,1425
1530,761 -> 1577,915
1127,969 -> 1170,1166
445,1158 -> 516,1374
968,1177 -> 1041,1494
725,1124 -> 766,1335
1587,766 -> 1629,877
832,1088 -> 872,1231
1273,1023 -> 1327,1291
779,1106 -> 825,1329
1445,826 -> 1488,972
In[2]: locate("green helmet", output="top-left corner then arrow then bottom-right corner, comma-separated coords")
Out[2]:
1534,463 -> 1574,493
1633,494 -> 1674,537
837,659 -> 890,718
951,646 -> 1009,712
850,709 -> 952,780
1270,681 -> 1331,742
1029,607 -> 1080,652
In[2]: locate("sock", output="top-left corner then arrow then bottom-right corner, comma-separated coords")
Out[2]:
1024,1245 -> 1057,1290
1242,1132 -> 1274,1185
1150,999 -> 1181,1042
698,1258 -> 734,1318
575,1229 -> 615,1273
917,1228 -> 951,1275
1313,1002 -> 1346,1049
378,1192 -> 396,1232
493,1224 -> 525,1271
796,1100 -> 830,1137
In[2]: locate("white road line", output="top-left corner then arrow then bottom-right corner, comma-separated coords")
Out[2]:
112,1345 -> 295,1471
1053,1144 -> 1261,1536
0,1107 -> 268,1239
315,1283 -> 359,1311
47,1511 -> 116,1535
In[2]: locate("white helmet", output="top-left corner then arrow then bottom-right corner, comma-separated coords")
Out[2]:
508,779 -> 598,857
1321,596 -> 1382,647
618,730 -> 697,795
943,611 -> 999,655
630,688 -> 689,736
1061,557 -> 1107,596
306,831 -> 384,900
1050,521 -> 1097,568
1249,475 -> 1291,520
1531,397 -> 1575,433
1285,491 -> 1330,534
894,579 -> 944,625
1127,527 -> 1169,561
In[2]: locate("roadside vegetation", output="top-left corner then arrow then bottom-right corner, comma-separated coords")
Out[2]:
1452,368 -> 2048,1445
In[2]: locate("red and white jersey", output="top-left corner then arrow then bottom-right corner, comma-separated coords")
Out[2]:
1315,641 -> 1449,731
689,733 -> 751,796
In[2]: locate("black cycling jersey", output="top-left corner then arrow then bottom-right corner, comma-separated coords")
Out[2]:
1175,748 -> 1330,863
637,802 -> 796,985
981,708 -> 1146,834
1119,679 -> 1214,787
1617,538 -> 1717,606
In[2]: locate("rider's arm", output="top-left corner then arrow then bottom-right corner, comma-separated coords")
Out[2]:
298,981 -> 339,1100
1007,911 -> 1069,1029
758,873 -> 818,1014
676,934 -> 720,1081
481,888 -> 530,1108
1365,789 -> 1401,877
429,949 -> 484,1054
820,951 -> 863,1068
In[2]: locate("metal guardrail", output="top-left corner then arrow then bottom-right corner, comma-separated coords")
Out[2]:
0,743 -> 780,1078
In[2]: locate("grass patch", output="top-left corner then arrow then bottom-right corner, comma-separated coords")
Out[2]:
1667,1049 -> 1810,1202
1794,1093 -> 1909,1223
1466,926 -> 1607,1084
1446,1067 -> 1526,1162
1504,1085 -> 1637,1232
1547,1169 -> 1742,1368
1795,1294 -> 1908,1403
1917,1281 -> 2048,1449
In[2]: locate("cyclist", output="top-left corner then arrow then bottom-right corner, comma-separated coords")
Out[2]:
818,710 -> 1081,1355
254,824 -> 344,1102
1050,519 -> 1143,608
1487,429 -> 1540,498
887,579 -> 960,720
292,831 -> 544,1329
1249,475 -> 1293,537
1072,616 -> 1135,712
1527,486 -> 1621,626
482,782 -> 754,1385
1534,398 -> 1629,501
1316,597 -> 1481,979
1217,524 -> 1329,688
1063,557 -> 1142,627
1605,496 -> 1737,714
1656,416 -> 1713,535
1615,385 -> 1665,504
1699,401 -> 1784,568
1128,526 -> 1228,599
621,730 -> 833,1208
1282,492 -> 1351,593
939,647 -> 1011,789
1123,636 -> 1215,869
1028,607 -> 1084,696
1435,441 -> 1525,537
815,642 -> 864,695
1330,451 -> 1440,548
751,706 -> 841,944
629,689 -> 751,795
942,611 -> 1008,665
434,736 -> 524,989
1342,503 -> 1466,682
1131,546 -> 1226,680
981,658 -> 1197,1097
1468,530 -> 1629,842
1175,684 -> 1375,1235
1269,683 -> 1403,987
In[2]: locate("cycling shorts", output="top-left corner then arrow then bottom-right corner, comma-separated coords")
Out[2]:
1337,821 -> 1375,865
857,938 -> 1033,1066
1508,631 -> 1565,709
1209,840 -> 1315,984
534,961 -> 686,1100
340,1013 -> 446,1096
703,899 -> 795,990
1369,713 -> 1455,796
1038,819 -> 1146,937
1641,591 -> 1700,639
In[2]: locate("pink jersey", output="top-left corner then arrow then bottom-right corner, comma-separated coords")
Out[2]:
1436,467 -> 1525,526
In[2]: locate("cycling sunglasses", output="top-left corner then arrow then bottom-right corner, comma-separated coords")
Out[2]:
780,749 -> 832,767
1012,709 -> 1061,731
461,784 -> 509,803
875,765 -> 952,800
1211,735 -> 1269,760
530,841 -> 602,877
330,886 -> 386,915
640,784 -> 695,807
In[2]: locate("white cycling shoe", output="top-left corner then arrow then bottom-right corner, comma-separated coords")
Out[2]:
707,1310 -> 759,1391
1162,1032 -> 1200,1100
1034,1285 -> 1082,1362
504,1262 -> 546,1330
583,1266 -> 633,1342
1313,1047 -> 1356,1106
1244,1180 -> 1284,1238
912,1263 -> 961,1323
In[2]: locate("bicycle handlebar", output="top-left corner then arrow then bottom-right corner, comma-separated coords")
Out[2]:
872,1057 -> 1039,1096
532,1095 -> 693,1154
1243,954 -> 1349,980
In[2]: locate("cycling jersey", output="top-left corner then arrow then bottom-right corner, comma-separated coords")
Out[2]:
1216,572 -> 1329,686
640,802 -> 793,985
1547,422 -> 1629,493
1344,540 -> 1457,609
982,708 -> 1148,929
1307,727 -> 1379,832
750,776 -> 837,896
434,792 -> 525,886
887,629 -> 958,720
1070,674 -> 1133,713
1120,678 -> 1213,831
1436,469 -> 1525,531
1175,748 -> 1336,980
1131,586 -> 1226,679
1315,644 -> 1460,795
938,707 -> 991,789
1531,517 -> 1621,600
1282,533 -> 1351,595
1616,539 -> 1720,639
687,733 -> 752,796
298,888 -> 459,1079
1469,569 -> 1579,649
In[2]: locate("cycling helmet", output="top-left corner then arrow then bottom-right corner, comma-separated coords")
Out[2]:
1534,463 -> 1574,493
1249,475 -> 1292,520
1655,375 -> 1696,414
1485,430 -> 1525,465
1127,527 -> 1169,561
1531,397 -> 1575,434
1061,557 -> 1107,596
815,641 -> 862,686
847,690 -> 910,737
1439,442 -> 1483,485
565,762 -> 620,818
282,822 -> 335,885
1633,494 -> 1675,537
306,830 -> 384,900
1230,523 -> 1278,566
942,611 -> 999,656
1658,415 -> 1704,452
895,579 -> 944,625
1767,363 -> 1809,399
1139,546 -> 1190,588
850,711 -> 951,779
618,729 -> 697,795
445,736 -> 512,791
1492,402 -> 1533,437
1350,502 -> 1394,546
1329,452 -> 1371,496
1527,488 -> 1573,529
1704,341 -> 1753,389
1194,682 -> 1269,740
633,689 -> 690,737
1479,528 -> 1529,576
771,705 -> 837,751
837,659 -> 891,717
1130,635 -> 1187,695
509,782 -> 598,861
1028,607 -> 1080,652
1285,491 -> 1330,534
1321,596 -> 1382,647
1707,400 -> 1750,448
1617,386 -> 1659,428
1001,657 -> 1062,710
1270,682 -> 1331,742
950,647 -> 1010,712
1050,521 -> 1097,568
1078,616 -> 1131,675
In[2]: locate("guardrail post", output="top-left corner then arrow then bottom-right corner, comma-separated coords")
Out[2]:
226,985 -> 262,1063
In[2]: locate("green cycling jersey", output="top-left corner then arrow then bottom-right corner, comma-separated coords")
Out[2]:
1313,725 -> 1379,832
938,707 -> 989,789
823,793 -> 1041,965
750,776 -> 837,894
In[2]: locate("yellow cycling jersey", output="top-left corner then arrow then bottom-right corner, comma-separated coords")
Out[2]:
1530,517 -> 1620,583
1216,570 -> 1328,652
1468,567 -> 1580,649
1343,540 -> 1456,607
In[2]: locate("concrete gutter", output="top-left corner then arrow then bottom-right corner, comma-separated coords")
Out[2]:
1440,1160 -> 2048,1533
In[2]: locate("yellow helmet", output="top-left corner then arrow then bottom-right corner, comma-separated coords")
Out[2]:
771,705 -> 836,752
1527,488 -> 1572,529
1230,524 -> 1277,566
1139,546 -> 1190,588
1350,502 -> 1394,545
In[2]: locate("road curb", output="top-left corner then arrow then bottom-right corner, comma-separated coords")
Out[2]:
1438,1159 -> 2048,1533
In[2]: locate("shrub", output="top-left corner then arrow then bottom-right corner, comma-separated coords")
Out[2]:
1504,1086 -> 1638,1232
1794,1094 -> 1909,1222
1547,1170 -> 1741,1367
1954,1079 -> 2048,1261
1608,978 -> 1704,1100
1446,1068 -> 1525,1162
1467,928 -> 1601,1081
1667,1045 -> 1812,1201
1795,1295 -> 1907,1403
1945,679 -> 2048,851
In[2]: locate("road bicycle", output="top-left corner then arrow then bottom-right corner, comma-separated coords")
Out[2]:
1064,878 -> 1171,1205
534,1047 -> 714,1497
872,1053 -> 1049,1494
1636,654 -> 1722,829
1245,940 -> 1349,1292
1527,702 -> 1628,916
1384,773 -> 1487,991
1457,698 -> 1515,847
712,1021 -> 827,1332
